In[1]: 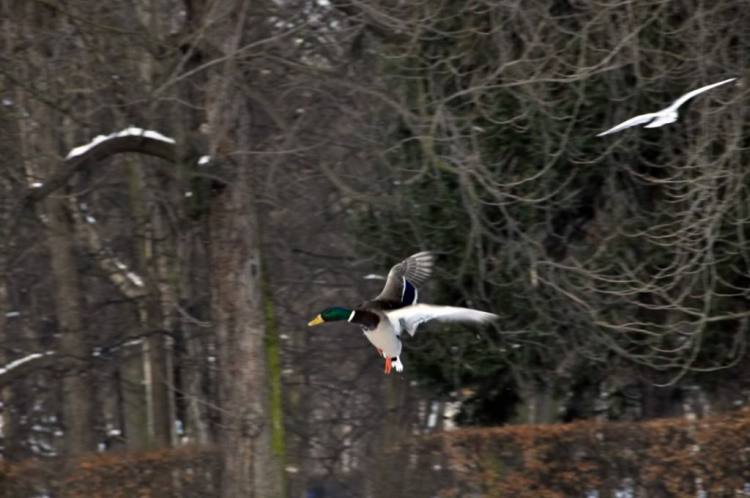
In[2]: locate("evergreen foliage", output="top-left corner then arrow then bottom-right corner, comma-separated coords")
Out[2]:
352,0 -> 750,425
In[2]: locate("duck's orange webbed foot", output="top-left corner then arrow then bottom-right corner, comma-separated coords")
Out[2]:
384,357 -> 392,374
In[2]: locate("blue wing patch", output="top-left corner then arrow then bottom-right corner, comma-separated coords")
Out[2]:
400,277 -> 419,306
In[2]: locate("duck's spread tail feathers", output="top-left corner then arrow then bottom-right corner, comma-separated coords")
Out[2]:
386,304 -> 499,336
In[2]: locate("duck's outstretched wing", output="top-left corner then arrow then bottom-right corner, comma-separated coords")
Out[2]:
373,251 -> 435,306
596,113 -> 657,137
666,78 -> 737,111
386,304 -> 499,336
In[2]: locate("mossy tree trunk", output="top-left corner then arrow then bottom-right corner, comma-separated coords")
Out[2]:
263,264 -> 287,496
204,1 -> 286,495
209,165 -> 273,496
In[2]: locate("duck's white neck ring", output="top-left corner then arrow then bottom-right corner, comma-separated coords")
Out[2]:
347,310 -> 356,322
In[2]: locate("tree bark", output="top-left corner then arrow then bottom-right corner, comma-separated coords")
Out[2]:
120,340 -> 150,449
44,193 -> 97,457
0,85 -> 22,461
204,1 -> 284,495
15,78 -> 97,458
0,232 -> 17,460
209,172 -> 271,496
262,265 -> 287,495
367,378 -> 411,497
129,163 -> 175,449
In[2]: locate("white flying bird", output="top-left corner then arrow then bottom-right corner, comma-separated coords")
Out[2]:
597,78 -> 737,137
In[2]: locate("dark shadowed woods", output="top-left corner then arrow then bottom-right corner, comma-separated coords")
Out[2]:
1,0 -> 750,496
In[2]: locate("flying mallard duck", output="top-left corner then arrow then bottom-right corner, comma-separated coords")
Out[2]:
308,251 -> 499,374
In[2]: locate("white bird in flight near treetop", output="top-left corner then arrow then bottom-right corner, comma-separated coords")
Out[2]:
596,78 -> 737,137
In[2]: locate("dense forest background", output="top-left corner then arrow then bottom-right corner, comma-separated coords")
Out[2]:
1,0 -> 750,496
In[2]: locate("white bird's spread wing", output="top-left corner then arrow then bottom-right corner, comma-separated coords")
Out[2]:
666,78 -> 737,111
597,78 -> 736,137
596,113 -> 657,137
386,304 -> 499,337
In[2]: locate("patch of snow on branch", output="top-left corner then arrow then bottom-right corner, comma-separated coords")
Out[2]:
0,351 -> 55,376
127,272 -> 144,287
427,400 -> 439,428
111,257 -> 144,286
5,311 -> 20,318
198,155 -> 211,165
66,127 -> 176,160
363,274 -> 386,280
106,339 -> 143,353
31,182 -> 44,188
29,436 -> 57,456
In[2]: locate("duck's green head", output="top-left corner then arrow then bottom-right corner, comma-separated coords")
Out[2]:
308,307 -> 353,326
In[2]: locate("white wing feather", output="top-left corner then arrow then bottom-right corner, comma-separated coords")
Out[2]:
386,304 -> 499,337
598,78 -> 736,137
665,78 -> 736,111
596,113 -> 657,137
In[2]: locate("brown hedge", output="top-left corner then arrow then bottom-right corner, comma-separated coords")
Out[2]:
2,410 -> 750,497
417,408 -> 750,498
0,446 -> 220,498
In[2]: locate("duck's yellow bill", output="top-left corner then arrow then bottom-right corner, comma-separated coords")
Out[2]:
308,315 -> 324,326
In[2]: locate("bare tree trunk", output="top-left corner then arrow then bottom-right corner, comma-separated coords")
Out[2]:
151,189 -> 178,448
121,341 -> 150,449
204,1 -> 284,495
0,87 -> 21,461
206,82 -> 283,498
292,332 -> 313,498
181,322 -> 213,445
367,379 -> 411,497
69,196 -> 152,450
262,262 -> 287,495
130,164 -> 174,448
16,82 -> 96,458
177,243 -> 214,446
44,194 -> 97,457
128,0 -> 176,450
209,171 -> 271,496
140,280 -> 173,448
0,226 -> 16,459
